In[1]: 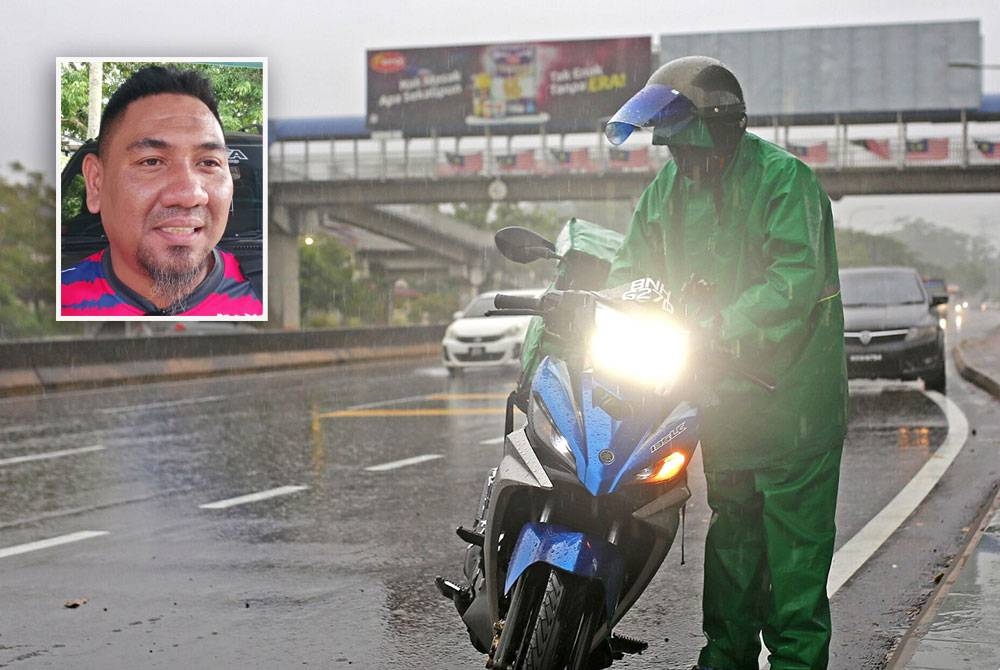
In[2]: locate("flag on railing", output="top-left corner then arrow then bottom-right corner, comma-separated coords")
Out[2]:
438,151 -> 484,176
607,147 -> 650,171
974,140 -> 1000,158
850,139 -> 892,160
496,149 -> 536,172
549,148 -> 593,171
905,138 -> 949,160
786,142 -> 829,164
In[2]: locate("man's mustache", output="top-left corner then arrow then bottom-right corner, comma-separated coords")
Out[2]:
146,206 -> 210,228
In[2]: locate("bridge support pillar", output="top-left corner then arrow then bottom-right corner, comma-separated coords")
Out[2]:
268,221 -> 301,330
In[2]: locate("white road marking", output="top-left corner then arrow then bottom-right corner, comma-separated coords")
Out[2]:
97,395 -> 226,413
364,454 -> 443,472
199,485 -> 308,510
0,531 -> 109,559
760,390 -> 969,668
827,390 -> 968,595
0,445 -> 105,467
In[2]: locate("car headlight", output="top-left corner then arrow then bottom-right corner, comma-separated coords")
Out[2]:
527,394 -> 575,469
905,324 -> 938,342
588,304 -> 689,389
444,326 -> 456,340
502,324 -> 524,338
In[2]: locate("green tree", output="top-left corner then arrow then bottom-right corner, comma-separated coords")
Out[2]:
299,237 -> 386,326
835,228 -> 922,268
405,277 -> 467,323
451,201 -> 563,239
59,60 -> 264,148
887,218 -> 998,296
0,166 -> 81,339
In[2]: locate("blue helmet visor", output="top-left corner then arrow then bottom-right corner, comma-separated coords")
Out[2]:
604,84 -> 696,146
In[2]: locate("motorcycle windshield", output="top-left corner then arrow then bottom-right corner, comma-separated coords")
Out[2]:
604,84 -> 695,146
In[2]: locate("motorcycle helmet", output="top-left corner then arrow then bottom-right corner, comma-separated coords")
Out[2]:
605,56 -> 748,180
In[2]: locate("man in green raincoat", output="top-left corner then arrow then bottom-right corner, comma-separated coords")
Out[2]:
605,56 -> 848,670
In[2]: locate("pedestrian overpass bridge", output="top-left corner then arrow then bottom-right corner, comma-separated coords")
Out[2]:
265,101 -> 1000,328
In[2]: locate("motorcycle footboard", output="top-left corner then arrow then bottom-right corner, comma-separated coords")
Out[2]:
504,521 -> 624,619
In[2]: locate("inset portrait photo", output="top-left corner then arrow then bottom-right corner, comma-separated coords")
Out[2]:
57,58 -> 267,321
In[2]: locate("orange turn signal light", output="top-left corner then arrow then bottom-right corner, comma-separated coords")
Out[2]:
649,451 -> 686,483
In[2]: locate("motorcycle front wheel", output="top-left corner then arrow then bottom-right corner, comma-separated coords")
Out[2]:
493,566 -> 603,670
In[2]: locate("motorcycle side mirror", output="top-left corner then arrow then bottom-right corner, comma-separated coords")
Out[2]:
494,227 -> 559,264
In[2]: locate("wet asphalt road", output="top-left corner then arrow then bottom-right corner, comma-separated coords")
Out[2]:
1,310 -> 998,669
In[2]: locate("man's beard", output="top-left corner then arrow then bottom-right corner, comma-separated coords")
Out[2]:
137,244 -> 212,309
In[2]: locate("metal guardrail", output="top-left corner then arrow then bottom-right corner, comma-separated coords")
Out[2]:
270,133 -> 1000,183
0,325 -> 446,370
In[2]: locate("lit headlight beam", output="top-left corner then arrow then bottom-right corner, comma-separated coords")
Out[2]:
588,304 -> 690,388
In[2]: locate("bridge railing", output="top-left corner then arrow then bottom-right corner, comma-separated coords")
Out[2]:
270,131 -> 1000,182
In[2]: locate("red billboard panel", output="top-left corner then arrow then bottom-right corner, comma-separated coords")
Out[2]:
366,37 -> 651,135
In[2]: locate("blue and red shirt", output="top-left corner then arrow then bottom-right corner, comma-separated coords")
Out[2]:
61,248 -> 263,317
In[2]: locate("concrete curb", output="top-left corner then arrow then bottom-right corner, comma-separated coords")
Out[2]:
953,340 -> 1000,401
885,334 -> 1000,668
0,342 -> 438,398
886,481 -> 1000,669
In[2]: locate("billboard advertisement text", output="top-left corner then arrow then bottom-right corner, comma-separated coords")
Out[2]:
366,37 -> 651,135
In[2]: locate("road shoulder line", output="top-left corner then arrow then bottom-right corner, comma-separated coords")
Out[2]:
827,391 -> 970,596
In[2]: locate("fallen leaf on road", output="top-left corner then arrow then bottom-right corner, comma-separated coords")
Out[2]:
64,598 -> 88,608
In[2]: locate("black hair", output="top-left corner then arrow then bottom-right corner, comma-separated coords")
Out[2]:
97,65 -> 223,154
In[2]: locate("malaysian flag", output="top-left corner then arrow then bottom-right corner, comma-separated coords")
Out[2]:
437,151 -> 484,176
549,148 -> 593,172
786,142 -> 829,164
607,147 -> 650,171
850,139 -> 892,160
496,149 -> 536,173
905,138 -> 949,160
975,140 -> 1000,158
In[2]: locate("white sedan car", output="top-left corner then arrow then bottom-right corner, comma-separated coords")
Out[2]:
442,289 -> 544,377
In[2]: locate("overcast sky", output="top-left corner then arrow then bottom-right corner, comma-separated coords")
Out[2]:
4,0 -> 998,230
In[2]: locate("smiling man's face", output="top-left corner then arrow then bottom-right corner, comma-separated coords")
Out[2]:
82,93 -> 232,306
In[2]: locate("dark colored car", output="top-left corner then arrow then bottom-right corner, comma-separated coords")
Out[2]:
59,132 -> 264,300
841,266 -> 948,393
922,277 -> 949,316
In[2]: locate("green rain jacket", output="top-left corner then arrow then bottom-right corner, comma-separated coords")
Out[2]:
608,132 -> 848,472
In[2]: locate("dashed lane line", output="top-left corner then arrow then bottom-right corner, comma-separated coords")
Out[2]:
199,485 -> 309,510
0,445 -> 105,467
97,395 -> 226,414
365,454 -> 443,472
0,531 -> 109,559
319,408 -> 505,418
425,393 -> 511,401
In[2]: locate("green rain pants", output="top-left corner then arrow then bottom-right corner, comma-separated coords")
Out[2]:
697,447 -> 843,670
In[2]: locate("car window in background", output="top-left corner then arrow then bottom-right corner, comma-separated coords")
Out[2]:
461,295 -> 498,318
840,270 -> 926,306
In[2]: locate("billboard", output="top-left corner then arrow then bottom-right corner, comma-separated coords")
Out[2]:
659,21 -> 981,117
366,37 -> 651,135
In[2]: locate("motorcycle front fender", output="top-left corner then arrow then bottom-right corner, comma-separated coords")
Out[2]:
483,428 -> 553,622
504,521 -> 624,619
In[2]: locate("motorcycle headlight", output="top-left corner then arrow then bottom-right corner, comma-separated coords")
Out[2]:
527,394 -> 575,469
905,324 -> 938,342
634,450 -> 687,483
588,304 -> 689,388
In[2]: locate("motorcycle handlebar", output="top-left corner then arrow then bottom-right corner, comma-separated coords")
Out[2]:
494,293 -> 544,311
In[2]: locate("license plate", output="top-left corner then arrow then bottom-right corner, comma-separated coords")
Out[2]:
850,353 -> 883,362
469,346 -> 486,357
